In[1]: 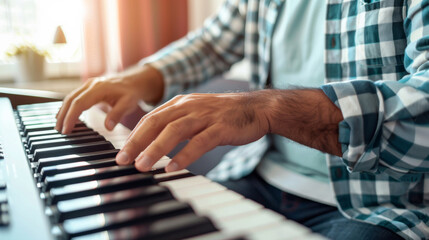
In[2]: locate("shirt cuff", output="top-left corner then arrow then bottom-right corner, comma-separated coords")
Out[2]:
321,80 -> 384,173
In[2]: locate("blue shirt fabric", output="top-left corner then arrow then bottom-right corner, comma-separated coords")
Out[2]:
144,0 -> 429,239
268,0 -> 328,182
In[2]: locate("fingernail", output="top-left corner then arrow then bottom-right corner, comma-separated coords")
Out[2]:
116,151 -> 129,164
62,126 -> 69,134
136,155 -> 152,171
166,162 -> 180,172
107,120 -> 116,130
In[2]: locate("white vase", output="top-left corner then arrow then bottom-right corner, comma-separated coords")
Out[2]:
14,50 -> 45,82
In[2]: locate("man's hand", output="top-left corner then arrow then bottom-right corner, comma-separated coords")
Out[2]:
55,65 -> 164,134
116,89 -> 343,173
116,91 -> 272,172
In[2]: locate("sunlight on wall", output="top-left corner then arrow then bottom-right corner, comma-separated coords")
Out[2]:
0,0 -> 84,64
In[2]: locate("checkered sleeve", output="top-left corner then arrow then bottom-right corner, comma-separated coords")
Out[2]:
321,0 -> 429,180
140,0 -> 246,101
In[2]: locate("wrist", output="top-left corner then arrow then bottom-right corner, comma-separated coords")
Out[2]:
123,64 -> 165,105
264,89 -> 343,156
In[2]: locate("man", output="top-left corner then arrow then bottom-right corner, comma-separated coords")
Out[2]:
55,0 -> 429,239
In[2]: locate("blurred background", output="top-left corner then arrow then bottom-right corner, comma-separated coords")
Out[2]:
0,0 -> 248,94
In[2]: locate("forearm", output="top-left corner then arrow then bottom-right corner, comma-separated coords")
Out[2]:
263,89 -> 343,156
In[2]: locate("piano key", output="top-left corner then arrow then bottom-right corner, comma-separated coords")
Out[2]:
39,158 -> 116,181
21,118 -> 57,126
45,173 -> 155,205
42,166 -> 185,205
17,104 -> 60,113
24,122 -> 86,136
160,175 -> 212,190
186,190 -> 244,212
18,109 -> 59,117
41,160 -> 168,191
26,126 -> 91,138
197,199 -> 262,220
29,135 -> 106,154
17,101 -> 62,110
35,149 -> 120,173
47,185 -> 174,223
42,165 -> 142,191
53,200 -> 194,240
32,141 -> 114,163
27,130 -> 98,145
71,213 -> 217,240
153,169 -> 194,182
0,181 -> 6,190
20,114 -> 57,123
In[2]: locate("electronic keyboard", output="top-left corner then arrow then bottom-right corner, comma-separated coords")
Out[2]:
0,98 -> 325,240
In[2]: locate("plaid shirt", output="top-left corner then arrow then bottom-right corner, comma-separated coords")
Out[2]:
145,0 -> 429,239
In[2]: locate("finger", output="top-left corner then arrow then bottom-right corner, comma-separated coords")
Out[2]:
122,96 -> 184,150
56,86 -> 88,131
61,87 -> 106,134
165,125 -> 221,172
116,106 -> 186,166
56,79 -> 94,131
134,117 -> 205,172
104,96 -> 138,131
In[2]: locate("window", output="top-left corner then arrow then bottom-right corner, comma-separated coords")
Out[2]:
0,0 -> 84,80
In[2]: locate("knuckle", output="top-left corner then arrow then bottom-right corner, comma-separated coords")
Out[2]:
71,97 -> 83,108
127,137 -> 141,150
172,94 -> 184,101
144,115 -> 159,127
63,95 -> 71,103
193,133 -> 210,147
166,122 -> 183,135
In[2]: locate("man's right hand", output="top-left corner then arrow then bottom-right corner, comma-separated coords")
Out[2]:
55,65 -> 164,134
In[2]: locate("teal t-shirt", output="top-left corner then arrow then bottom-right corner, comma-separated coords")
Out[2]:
265,0 -> 329,183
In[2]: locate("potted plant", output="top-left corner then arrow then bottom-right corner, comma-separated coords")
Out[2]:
6,44 -> 49,82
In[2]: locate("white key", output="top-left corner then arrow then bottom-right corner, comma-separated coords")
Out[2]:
154,169 -> 190,180
167,182 -> 226,200
198,199 -> 263,220
159,175 -> 211,189
187,190 -> 243,210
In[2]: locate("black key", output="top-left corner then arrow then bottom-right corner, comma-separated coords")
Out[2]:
47,185 -> 174,223
26,126 -> 91,138
29,135 -> 105,154
0,202 -> 10,227
55,200 -> 194,240
35,149 -> 119,173
42,165 -> 140,191
32,141 -> 114,163
24,122 -> 85,136
70,213 -> 217,240
27,131 -> 98,146
46,173 -> 155,204
39,158 -> 117,182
